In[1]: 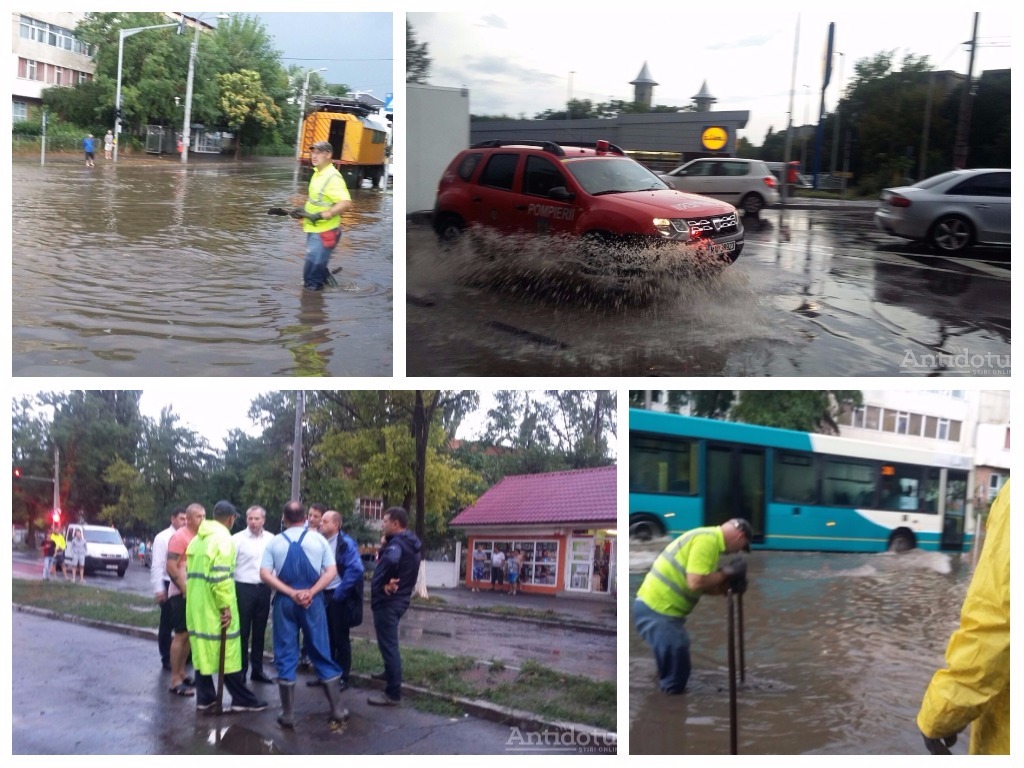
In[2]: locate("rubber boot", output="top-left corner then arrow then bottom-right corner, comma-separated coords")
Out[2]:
277,681 -> 296,729
322,677 -> 350,723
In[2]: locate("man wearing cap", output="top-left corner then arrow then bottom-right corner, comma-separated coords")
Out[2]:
291,140 -> 352,291
185,500 -> 268,713
633,518 -> 752,694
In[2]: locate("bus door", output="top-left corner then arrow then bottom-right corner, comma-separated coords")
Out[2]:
706,443 -> 766,539
940,469 -> 969,551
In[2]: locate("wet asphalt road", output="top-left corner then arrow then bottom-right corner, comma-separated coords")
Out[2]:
406,206 -> 1009,376
12,551 -> 615,681
12,611 -> 559,755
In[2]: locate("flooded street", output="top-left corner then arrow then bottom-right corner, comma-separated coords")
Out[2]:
406,207 -> 1009,376
628,540 -> 975,754
12,156 -> 392,376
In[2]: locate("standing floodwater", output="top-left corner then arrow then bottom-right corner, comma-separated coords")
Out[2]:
12,157 -> 392,376
629,542 -> 974,754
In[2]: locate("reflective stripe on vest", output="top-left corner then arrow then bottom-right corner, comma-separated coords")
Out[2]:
307,167 -> 342,213
636,528 -> 715,617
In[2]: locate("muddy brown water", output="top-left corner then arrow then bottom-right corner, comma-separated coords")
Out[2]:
628,541 -> 976,754
12,156 -> 392,376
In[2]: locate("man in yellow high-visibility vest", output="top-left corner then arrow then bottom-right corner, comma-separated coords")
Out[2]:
634,518 -> 751,694
290,141 -> 352,291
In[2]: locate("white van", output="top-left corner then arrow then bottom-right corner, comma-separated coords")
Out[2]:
65,523 -> 131,577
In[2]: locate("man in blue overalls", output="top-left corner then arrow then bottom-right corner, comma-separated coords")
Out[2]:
260,500 -> 348,728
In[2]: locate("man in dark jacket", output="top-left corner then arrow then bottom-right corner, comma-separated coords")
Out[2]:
367,507 -> 421,706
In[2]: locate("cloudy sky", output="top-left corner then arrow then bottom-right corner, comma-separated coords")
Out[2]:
250,12 -> 393,100
408,8 -> 1011,144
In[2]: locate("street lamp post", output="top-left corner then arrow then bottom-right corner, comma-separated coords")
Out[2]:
181,13 -> 229,164
295,67 -> 327,160
830,52 -> 845,178
114,21 -> 181,162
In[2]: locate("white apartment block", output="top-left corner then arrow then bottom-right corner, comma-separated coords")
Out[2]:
838,390 -> 1009,508
12,12 -> 95,122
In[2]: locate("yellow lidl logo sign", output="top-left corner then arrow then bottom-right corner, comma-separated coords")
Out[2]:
702,126 -> 728,151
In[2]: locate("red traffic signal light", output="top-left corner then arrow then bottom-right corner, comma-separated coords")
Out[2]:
51,509 -> 61,527
13,467 -> 21,478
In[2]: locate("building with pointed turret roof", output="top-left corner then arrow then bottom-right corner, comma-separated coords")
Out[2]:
630,62 -> 658,108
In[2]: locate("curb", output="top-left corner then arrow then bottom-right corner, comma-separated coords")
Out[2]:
353,674 -> 617,747
14,603 -> 617,745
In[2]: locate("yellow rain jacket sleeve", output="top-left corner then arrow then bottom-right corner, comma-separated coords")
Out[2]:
917,479 -> 1010,755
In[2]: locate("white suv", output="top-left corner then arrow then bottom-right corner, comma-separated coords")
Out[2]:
657,158 -> 780,215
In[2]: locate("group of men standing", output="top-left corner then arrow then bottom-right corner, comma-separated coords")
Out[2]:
148,499 -> 421,727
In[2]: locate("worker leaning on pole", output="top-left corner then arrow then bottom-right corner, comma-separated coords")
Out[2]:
917,479 -> 1009,755
634,518 -> 752,694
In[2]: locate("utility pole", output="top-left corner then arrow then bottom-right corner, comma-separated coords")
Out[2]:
919,71 -> 935,179
782,14 -> 800,207
290,391 -> 304,501
952,13 -> 979,169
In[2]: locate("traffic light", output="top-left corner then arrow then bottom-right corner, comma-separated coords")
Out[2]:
13,467 -> 21,478
51,509 -> 61,528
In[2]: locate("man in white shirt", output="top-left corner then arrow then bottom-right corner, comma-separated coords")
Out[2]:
490,547 -> 506,593
150,507 -> 186,672
233,505 -> 277,684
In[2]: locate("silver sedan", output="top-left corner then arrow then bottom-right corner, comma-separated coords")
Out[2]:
874,168 -> 1010,254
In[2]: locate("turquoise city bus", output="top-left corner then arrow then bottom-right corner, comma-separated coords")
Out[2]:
629,409 -> 976,553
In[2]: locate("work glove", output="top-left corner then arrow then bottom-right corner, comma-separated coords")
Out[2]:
922,733 -> 957,755
289,208 -> 322,222
722,558 -> 748,594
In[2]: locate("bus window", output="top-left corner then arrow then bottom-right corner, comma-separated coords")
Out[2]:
822,456 -> 874,507
630,435 -> 696,495
877,463 -> 925,512
774,451 -> 819,503
921,468 -> 941,514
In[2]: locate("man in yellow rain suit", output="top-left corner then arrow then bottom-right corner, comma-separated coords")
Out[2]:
185,500 -> 267,714
917,480 -> 1009,754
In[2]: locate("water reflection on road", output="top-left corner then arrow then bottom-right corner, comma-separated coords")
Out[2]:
628,541 -> 973,754
12,157 -> 392,376
407,208 -> 1009,376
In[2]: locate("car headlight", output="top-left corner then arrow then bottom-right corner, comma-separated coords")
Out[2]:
652,218 -> 692,239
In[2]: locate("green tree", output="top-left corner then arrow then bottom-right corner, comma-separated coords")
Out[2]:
41,391 -> 146,522
69,12 -> 196,133
100,458 -> 155,534
729,391 -> 862,433
627,391 -> 690,414
12,397 -> 56,544
407,20 -> 431,83
141,407 -> 217,520
218,69 -> 284,158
